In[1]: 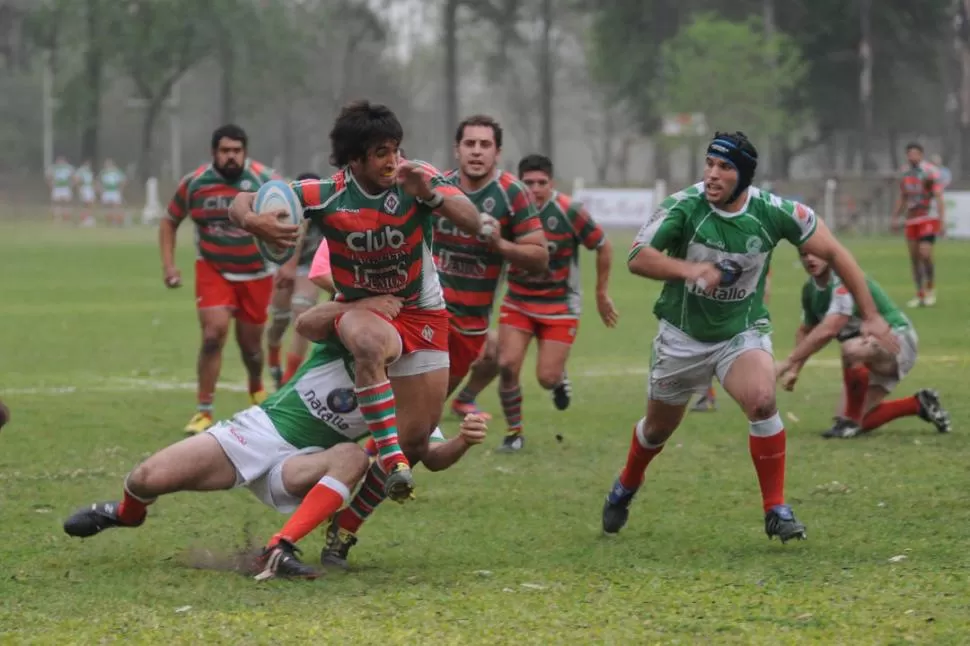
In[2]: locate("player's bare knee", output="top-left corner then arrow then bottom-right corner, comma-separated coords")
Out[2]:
841,338 -> 868,364
536,369 -> 561,390
399,432 -> 430,463
743,389 -> 777,421
498,354 -> 523,384
201,328 -> 228,355
326,443 -> 370,483
126,460 -> 168,497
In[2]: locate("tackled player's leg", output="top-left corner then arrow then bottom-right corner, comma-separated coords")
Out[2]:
63,432 -> 241,538
254,443 -> 369,581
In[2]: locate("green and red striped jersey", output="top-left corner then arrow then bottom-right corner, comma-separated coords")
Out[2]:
167,160 -> 279,281
292,162 -> 463,310
434,170 -> 541,334
504,191 -> 605,319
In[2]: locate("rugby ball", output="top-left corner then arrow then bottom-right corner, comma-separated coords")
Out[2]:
252,180 -> 303,265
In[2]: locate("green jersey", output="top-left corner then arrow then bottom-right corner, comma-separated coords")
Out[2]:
260,342 -> 362,449
74,166 -> 94,188
259,340 -> 445,449
100,167 -> 126,191
801,273 -> 911,340
631,183 -> 818,342
50,162 -> 74,188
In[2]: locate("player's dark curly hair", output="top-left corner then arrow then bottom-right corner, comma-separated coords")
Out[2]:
518,153 -> 554,178
329,100 -> 404,168
211,124 -> 247,151
295,172 -> 321,182
455,115 -> 503,149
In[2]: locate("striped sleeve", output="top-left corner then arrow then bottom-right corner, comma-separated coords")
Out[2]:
569,200 -> 605,250
166,172 -> 193,223
503,176 -> 542,240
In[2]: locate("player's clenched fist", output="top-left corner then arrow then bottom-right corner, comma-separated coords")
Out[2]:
458,414 -> 488,445
683,262 -> 722,294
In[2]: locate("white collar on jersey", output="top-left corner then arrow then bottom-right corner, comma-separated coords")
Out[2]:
708,187 -> 753,218
346,167 -> 391,200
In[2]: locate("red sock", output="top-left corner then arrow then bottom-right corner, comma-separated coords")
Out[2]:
618,421 -> 664,490
249,376 -> 264,396
843,364 -> 869,423
117,488 -> 152,525
706,386 -> 716,399
749,427 -> 786,513
861,396 -> 920,432
268,477 -> 348,546
281,352 -> 303,385
268,345 -> 281,369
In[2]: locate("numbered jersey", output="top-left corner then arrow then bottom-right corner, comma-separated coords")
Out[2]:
504,191 -> 605,319
435,170 -> 540,333
632,183 -> 818,342
292,162 -> 464,310
801,274 -> 911,340
167,160 -> 278,281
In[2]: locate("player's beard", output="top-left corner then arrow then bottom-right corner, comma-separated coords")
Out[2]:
216,161 -> 244,182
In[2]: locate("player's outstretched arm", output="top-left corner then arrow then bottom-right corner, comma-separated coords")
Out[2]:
778,324 -> 813,391
783,314 -> 848,367
421,415 -> 487,472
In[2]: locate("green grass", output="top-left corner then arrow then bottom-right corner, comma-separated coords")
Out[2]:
1,221 -> 969,644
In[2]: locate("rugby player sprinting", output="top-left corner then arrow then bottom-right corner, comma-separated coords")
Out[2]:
161,124 -> 280,434
601,131 -> 900,542
494,153 -> 618,452
438,115 -> 548,418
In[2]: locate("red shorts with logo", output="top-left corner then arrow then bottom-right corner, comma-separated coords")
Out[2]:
195,259 -> 273,325
904,218 -> 939,242
335,306 -> 450,357
499,304 -> 579,346
448,325 -> 487,381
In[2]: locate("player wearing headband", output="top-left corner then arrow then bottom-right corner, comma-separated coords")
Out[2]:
600,131 -> 900,543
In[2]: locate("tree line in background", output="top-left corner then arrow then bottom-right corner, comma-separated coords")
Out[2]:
0,0 -> 962,185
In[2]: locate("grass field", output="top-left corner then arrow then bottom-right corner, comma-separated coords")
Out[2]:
1,221 -> 968,644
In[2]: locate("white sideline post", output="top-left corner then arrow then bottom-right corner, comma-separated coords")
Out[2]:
824,178 -> 837,229
142,177 -> 162,225
572,176 -> 585,194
